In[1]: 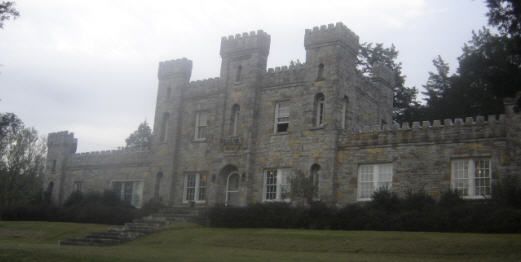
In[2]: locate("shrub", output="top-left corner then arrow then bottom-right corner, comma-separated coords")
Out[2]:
369,188 -> 401,213
493,175 -> 521,208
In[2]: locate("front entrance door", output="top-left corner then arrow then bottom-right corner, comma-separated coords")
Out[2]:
225,172 -> 240,206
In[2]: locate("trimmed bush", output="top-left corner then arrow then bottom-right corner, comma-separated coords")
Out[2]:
206,188 -> 521,233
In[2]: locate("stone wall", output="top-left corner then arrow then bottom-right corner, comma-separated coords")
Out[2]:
336,114 -> 519,205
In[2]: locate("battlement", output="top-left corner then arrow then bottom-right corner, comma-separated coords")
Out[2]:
68,146 -> 151,167
220,30 -> 271,58
304,22 -> 359,51
47,131 -> 77,152
341,115 -> 507,147
189,77 -> 222,89
158,58 -> 193,80
263,61 -> 307,87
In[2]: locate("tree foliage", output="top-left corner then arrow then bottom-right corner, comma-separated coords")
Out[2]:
357,42 -> 421,122
0,113 -> 46,208
125,121 -> 152,148
0,1 -> 19,29
420,1 -> 521,120
487,0 -> 521,37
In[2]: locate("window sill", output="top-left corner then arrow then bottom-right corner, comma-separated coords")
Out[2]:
309,124 -> 327,131
272,132 -> 288,136
461,195 -> 491,200
182,200 -> 207,204
263,199 -> 291,203
192,139 -> 207,143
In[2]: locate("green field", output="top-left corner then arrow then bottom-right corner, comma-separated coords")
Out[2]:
1,221 -> 521,261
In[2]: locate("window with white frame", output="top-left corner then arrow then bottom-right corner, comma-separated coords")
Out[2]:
112,180 -> 144,208
195,111 -> 208,140
314,93 -> 325,127
451,158 -> 491,198
183,173 -> 208,203
357,163 -> 393,201
263,168 -> 292,201
274,101 -> 290,133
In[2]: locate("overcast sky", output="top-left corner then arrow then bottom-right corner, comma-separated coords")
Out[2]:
1,0 -> 489,152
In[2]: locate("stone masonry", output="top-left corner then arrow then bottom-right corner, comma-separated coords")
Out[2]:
45,22 -> 521,208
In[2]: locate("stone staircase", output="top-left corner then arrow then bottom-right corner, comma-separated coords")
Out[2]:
60,206 -> 206,246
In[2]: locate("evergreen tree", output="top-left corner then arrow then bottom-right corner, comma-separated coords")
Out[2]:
0,1 -> 19,28
125,121 -> 152,148
357,42 -> 421,122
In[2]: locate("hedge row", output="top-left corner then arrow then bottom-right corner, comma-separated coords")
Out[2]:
206,190 -> 521,233
0,191 -> 164,225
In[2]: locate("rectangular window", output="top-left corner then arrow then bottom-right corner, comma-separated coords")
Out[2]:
73,181 -> 82,192
357,163 -> 393,201
195,111 -> 208,140
183,173 -> 208,203
263,168 -> 292,202
274,101 -> 289,133
451,158 -> 491,198
111,180 -> 144,208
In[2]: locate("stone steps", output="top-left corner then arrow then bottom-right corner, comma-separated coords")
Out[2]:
60,206 -> 205,247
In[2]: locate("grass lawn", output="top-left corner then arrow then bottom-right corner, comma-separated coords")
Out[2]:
1,221 -> 521,261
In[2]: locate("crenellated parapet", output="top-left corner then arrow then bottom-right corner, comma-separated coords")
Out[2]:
189,77 -> 222,89
158,58 -> 193,80
68,146 -> 151,168
341,115 -> 508,147
47,131 -> 77,154
220,30 -> 271,58
263,61 -> 307,87
304,22 -> 359,51
185,77 -> 224,98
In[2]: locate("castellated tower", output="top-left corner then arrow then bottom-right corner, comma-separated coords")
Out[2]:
220,30 -> 270,86
45,131 -> 77,204
304,22 -> 360,79
153,58 -> 192,146
151,58 -> 193,203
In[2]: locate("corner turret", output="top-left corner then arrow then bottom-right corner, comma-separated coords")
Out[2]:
220,30 -> 271,59
46,131 -> 77,204
304,22 -> 360,75
158,58 -> 193,81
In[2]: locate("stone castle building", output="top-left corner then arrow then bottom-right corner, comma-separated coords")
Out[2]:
45,23 -> 521,208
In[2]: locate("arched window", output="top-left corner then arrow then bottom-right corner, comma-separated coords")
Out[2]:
160,112 -> 170,142
310,164 -> 320,199
316,63 -> 324,81
314,93 -> 325,127
342,96 -> 349,129
231,104 -> 240,136
235,65 -> 242,82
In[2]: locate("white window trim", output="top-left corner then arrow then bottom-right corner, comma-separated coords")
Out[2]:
194,111 -> 208,141
262,168 -> 292,202
183,173 -> 207,204
451,158 -> 492,199
110,179 -> 144,208
274,101 -> 289,134
357,163 -> 393,201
